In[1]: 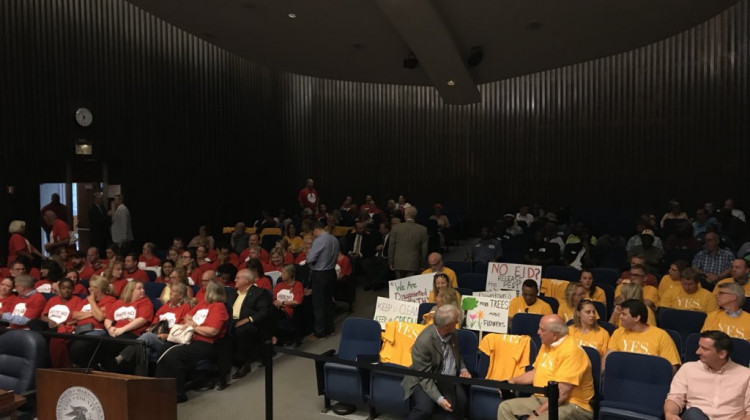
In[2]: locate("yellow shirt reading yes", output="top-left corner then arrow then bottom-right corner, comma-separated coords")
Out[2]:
478,333 -> 531,381
420,267 -> 458,288
658,275 -> 682,298
659,287 -> 717,313
533,335 -> 595,412
608,326 -> 681,365
569,326 -> 610,357
713,278 -> 750,297
702,310 -> 750,341
508,297 -> 553,317
379,321 -> 426,366
612,305 -> 657,328
615,284 -> 660,307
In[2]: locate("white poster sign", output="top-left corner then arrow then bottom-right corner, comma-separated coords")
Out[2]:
462,295 -> 511,334
373,297 -> 420,329
388,274 -> 433,303
486,263 -> 542,293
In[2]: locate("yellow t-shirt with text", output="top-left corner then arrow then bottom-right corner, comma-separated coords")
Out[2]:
660,287 -> 717,313
478,333 -> 531,381
569,325 -> 610,357
658,275 -> 682,298
702,310 -> 750,341
533,335 -> 595,412
379,321 -> 426,366
608,326 -> 681,366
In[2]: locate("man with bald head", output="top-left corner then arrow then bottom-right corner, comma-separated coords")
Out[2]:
498,314 -> 595,420
421,252 -> 458,288
225,268 -> 271,380
692,232 -> 734,291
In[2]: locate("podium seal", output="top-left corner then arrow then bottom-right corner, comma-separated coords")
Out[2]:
56,386 -> 105,420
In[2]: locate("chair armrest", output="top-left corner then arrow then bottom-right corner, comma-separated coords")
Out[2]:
356,354 -> 379,363
315,349 -> 337,395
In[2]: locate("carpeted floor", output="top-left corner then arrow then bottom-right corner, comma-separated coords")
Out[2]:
177,240 -> 473,420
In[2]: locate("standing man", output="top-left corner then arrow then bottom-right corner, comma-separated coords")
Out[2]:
42,210 -> 72,256
110,194 -> 133,254
402,304 -> 470,420
362,222 -> 392,291
498,314 -> 595,420
306,221 -> 339,339
88,191 -> 110,258
389,206 -> 428,278
665,330 -> 750,420
298,178 -> 319,214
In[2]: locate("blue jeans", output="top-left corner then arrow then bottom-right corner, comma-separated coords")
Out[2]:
682,407 -> 710,420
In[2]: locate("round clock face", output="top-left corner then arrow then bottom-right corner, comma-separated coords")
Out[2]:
75,108 -> 93,127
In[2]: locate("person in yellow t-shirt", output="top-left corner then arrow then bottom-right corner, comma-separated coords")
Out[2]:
702,281 -> 750,341
558,282 -> 587,323
541,278 -> 570,303
498,314 -> 595,420
659,267 -> 717,313
713,259 -> 750,297
614,264 -> 659,310
508,280 -> 553,329
427,273 -> 461,304
569,300 -> 610,358
421,252 -> 458,288
658,260 -> 689,298
579,270 -> 606,305
606,299 -> 681,372
609,283 -> 656,327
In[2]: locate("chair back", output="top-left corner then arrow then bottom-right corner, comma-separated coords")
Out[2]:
456,329 -> 478,375
143,281 -> 166,300
146,270 -> 157,282
663,328 -> 684,362
417,302 -> 434,322
596,283 -> 615,319
590,268 -> 620,287
0,330 -> 48,393
592,301 -> 607,320
658,309 -> 706,349
457,287 -> 473,297
473,261 -> 489,274
510,313 -> 543,337
543,266 -> 581,282
458,273 -> 487,292
539,296 -> 558,314
337,318 -> 382,361
261,235 -> 281,252
369,363 -> 410,416
582,346 -> 601,405
601,352 -> 673,416
151,297 -> 163,313
444,261 -> 472,277
597,321 -> 617,336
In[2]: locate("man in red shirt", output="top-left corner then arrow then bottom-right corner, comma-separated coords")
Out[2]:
1,274 -> 46,329
43,210 -> 73,255
139,242 -> 161,267
239,237 -> 270,265
297,178 -> 319,213
71,250 -> 95,280
123,253 -> 150,282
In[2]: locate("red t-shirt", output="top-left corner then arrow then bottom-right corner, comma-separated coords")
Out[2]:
35,280 -> 53,293
298,187 -> 318,211
238,248 -> 271,267
195,287 -> 206,304
7,292 -> 46,329
29,267 -> 41,281
189,302 -> 228,344
75,295 -> 116,330
106,297 -> 154,336
273,281 -> 303,319
337,255 -> 352,279
0,295 -> 16,312
72,283 -> 87,295
78,265 -> 95,280
294,252 -> 307,264
255,277 -> 272,292
139,255 -> 161,267
123,269 -> 150,283
264,262 -> 284,274
151,302 -> 191,328
155,276 -> 168,284
7,233 -> 28,266
112,278 -> 128,297
43,295 -> 82,333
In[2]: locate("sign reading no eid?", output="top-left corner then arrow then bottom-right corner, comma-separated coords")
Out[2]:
56,386 -> 105,420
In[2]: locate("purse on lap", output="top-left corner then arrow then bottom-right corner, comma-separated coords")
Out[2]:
167,324 -> 194,344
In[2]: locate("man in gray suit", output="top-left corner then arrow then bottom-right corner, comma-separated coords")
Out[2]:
402,304 -> 471,420
389,206 -> 429,278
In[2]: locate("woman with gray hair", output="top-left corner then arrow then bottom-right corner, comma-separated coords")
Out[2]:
7,220 -> 42,266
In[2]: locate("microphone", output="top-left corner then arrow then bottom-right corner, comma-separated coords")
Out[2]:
85,338 -> 104,374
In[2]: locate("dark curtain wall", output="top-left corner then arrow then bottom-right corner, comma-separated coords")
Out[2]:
1,0 -> 748,251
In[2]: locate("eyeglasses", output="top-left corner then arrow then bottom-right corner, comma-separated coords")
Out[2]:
180,255 -> 191,259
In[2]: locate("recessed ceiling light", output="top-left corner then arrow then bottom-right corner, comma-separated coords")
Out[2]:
447,80 -> 455,86
288,13 -> 297,18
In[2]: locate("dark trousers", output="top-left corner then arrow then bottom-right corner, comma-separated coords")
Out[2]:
233,322 -> 262,365
682,407 -> 710,420
408,383 -> 467,420
69,330 -> 107,367
312,268 -> 336,337
155,341 -> 216,397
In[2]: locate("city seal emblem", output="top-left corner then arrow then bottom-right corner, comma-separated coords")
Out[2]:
55,386 -> 104,420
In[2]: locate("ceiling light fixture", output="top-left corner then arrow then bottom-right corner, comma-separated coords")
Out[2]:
447,80 -> 455,86
288,13 -> 297,18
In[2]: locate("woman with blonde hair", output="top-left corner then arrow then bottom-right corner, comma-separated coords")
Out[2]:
558,282 -> 587,322
609,282 -> 656,327
70,275 -> 117,366
423,287 -> 462,325
569,299 -> 609,357
428,273 -> 461,303
104,260 -> 127,297
7,220 -> 42,266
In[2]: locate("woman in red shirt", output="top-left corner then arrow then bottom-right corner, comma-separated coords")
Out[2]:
42,278 -> 83,367
0,277 -> 15,312
99,281 -> 154,367
7,220 -> 42,267
155,259 -> 175,283
272,265 -> 303,345
104,260 -> 127,297
156,281 -> 228,402
64,269 -> 88,295
69,275 -> 117,367
247,258 -> 272,291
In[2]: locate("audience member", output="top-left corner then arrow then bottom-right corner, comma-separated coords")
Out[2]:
70,276 -> 116,366
422,287 -> 460,326
155,259 -> 175,283
702,282 -> 750,340
7,220 -> 42,266
660,200 -> 689,228
64,269 -> 88,295
110,194 -> 134,253
569,299 -> 609,357
471,226 -> 502,263
272,264 -> 303,344
713,259 -> 750,297
422,252 -> 458,288
508,280 -> 553,327
609,283 -> 657,328
692,232 -> 734,291
123,253 -> 149,283
606,299 -> 681,372
246,259 -> 272,291
665,330 -> 750,420
0,277 -> 15,311
306,222 -> 339,339
139,242 -> 161,267
615,264 -> 659,310
626,219 -> 664,253
542,222 -> 565,254
88,191 -> 110,256
619,255 -> 659,287
659,261 -> 690,298
1,274 -> 46,329
187,225 -> 215,250
42,278 -> 83,367
428,273 -> 460,304
343,221 -> 376,273
103,282 -> 154,366
389,206 -> 428,278
294,235 -> 314,264
40,193 -> 68,224
558,282 -> 587,322
563,224 -> 596,270
161,268 -> 194,303
42,210 -> 73,255
298,178 -> 319,213
659,268 -> 717,313
361,222 -> 391,291
627,229 -> 663,274
498,314 -> 595,420
579,270 -> 606,304
228,270 -> 272,380
284,223 -> 304,255
724,198 -> 746,223
515,206 -> 534,228
524,230 -> 561,267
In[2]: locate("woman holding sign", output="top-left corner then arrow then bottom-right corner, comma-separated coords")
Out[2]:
272,264 -> 303,344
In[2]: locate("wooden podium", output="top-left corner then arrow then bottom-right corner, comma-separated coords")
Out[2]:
37,369 -> 177,420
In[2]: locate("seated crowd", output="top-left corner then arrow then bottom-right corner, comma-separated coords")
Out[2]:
3,194 -> 750,418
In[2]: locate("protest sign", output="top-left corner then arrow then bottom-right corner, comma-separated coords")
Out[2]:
486,263 -> 541,293
373,297 -> 420,329
389,274 -> 433,303
461,295 -> 511,334
474,290 -> 518,300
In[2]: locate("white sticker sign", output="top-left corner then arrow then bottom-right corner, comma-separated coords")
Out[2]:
486,263 -> 541,293
462,295 -> 511,334
277,289 -> 294,302
373,297 -> 420,329
474,290 -> 518,300
388,274 -> 433,303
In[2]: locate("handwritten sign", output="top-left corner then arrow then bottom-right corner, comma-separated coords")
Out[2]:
373,297 -> 420,329
474,290 -> 518,300
486,263 -> 541,293
462,295 -> 511,334
389,274 -> 433,303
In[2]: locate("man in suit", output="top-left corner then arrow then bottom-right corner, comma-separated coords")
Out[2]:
226,268 -> 272,380
362,222 -> 392,290
402,304 -> 470,420
343,221 -> 377,274
389,206 -> 429,278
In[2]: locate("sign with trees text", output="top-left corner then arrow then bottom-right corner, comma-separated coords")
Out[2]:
373,297 -> 420,329
389,274 -> 433,303
461,295 -> 511,333
486,263 -> 541,293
